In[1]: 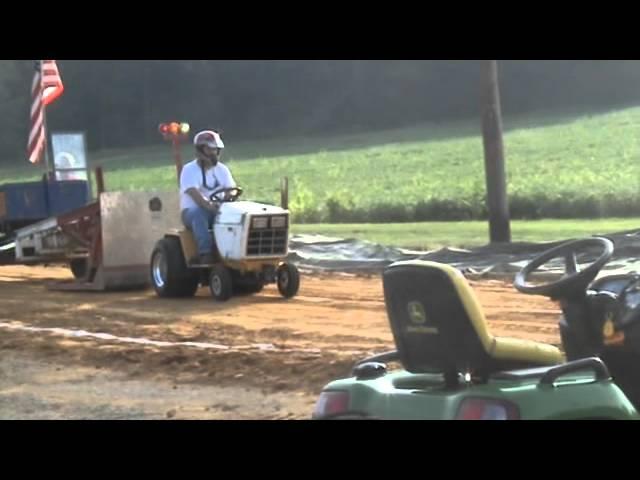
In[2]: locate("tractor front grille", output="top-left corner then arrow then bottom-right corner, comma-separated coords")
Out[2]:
247,221 -> 288,256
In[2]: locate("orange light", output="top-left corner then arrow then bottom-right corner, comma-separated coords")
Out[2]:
169,122 -> 180,135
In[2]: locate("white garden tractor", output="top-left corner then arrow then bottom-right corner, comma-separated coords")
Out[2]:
149,186 -> 300,301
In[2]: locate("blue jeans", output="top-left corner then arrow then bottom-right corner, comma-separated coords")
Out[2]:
181,207 -> 216,255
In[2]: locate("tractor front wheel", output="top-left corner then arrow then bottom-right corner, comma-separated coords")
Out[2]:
277,263 -> 300,299
209,265 -> 234,301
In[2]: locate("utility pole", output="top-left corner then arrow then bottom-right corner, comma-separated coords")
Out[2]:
481,60 -> 511,243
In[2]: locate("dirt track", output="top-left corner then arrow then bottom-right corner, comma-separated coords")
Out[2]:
0,264 -> 561,419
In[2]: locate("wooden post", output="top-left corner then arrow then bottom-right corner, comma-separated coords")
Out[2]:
481,60 -> 511,243
95,166 -> 105,196
172,137 -> 183,184
281,176 -> 289,210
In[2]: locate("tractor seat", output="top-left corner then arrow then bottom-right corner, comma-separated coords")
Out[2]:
382,260 -> 564,376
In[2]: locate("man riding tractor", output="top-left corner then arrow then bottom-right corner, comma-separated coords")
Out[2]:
180,129 -> 235,265
149,129 -> 300,301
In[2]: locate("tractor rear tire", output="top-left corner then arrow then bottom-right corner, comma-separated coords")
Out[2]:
150,237 -> 199,298
277,263 -> 300,299
209,264 -> 234,301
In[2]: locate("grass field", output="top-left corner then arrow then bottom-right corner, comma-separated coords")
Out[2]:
291,218 -> 640,249
2,105 -> 640,223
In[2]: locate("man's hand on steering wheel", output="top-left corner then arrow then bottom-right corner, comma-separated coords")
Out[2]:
204,200 -> 220,213
209,186 -> 243,204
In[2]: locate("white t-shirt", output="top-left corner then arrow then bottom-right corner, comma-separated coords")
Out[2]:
180,159 -> 236,211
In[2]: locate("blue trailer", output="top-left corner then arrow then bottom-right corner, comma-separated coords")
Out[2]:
0,177 -> 90,235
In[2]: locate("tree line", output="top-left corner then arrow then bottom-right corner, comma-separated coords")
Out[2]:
1,60 -> 639,164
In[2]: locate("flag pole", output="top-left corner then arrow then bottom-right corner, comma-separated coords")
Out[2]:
43,104 -> 52,180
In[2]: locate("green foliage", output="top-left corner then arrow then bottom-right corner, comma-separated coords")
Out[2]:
3,106 -> 640,223
292,218 -> 640,250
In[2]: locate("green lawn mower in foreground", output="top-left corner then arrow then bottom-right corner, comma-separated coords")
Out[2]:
313,237 -> 640,420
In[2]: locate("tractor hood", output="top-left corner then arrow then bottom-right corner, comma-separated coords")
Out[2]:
218,201 -> 288,224
221,201 -> 288,216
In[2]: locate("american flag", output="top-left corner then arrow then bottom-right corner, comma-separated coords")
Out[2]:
28,60 -> 64,164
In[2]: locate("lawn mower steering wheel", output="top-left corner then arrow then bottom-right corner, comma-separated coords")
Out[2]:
209,186 -> 243,203
514,237 -> 614,299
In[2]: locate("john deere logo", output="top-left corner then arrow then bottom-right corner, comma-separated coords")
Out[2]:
407,301 -> 427,325
406,301 -> 438,334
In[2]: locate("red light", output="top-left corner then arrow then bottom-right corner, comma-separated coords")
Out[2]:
158,123 -> 170,134
313,391 -> 350,419
456,398 -> 520,420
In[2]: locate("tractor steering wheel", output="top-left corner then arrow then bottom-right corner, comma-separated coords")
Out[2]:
209,186 -> 243,203
514,237 -> 614,299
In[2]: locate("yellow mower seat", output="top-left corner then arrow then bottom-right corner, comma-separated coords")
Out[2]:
382,260 -> 564,375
